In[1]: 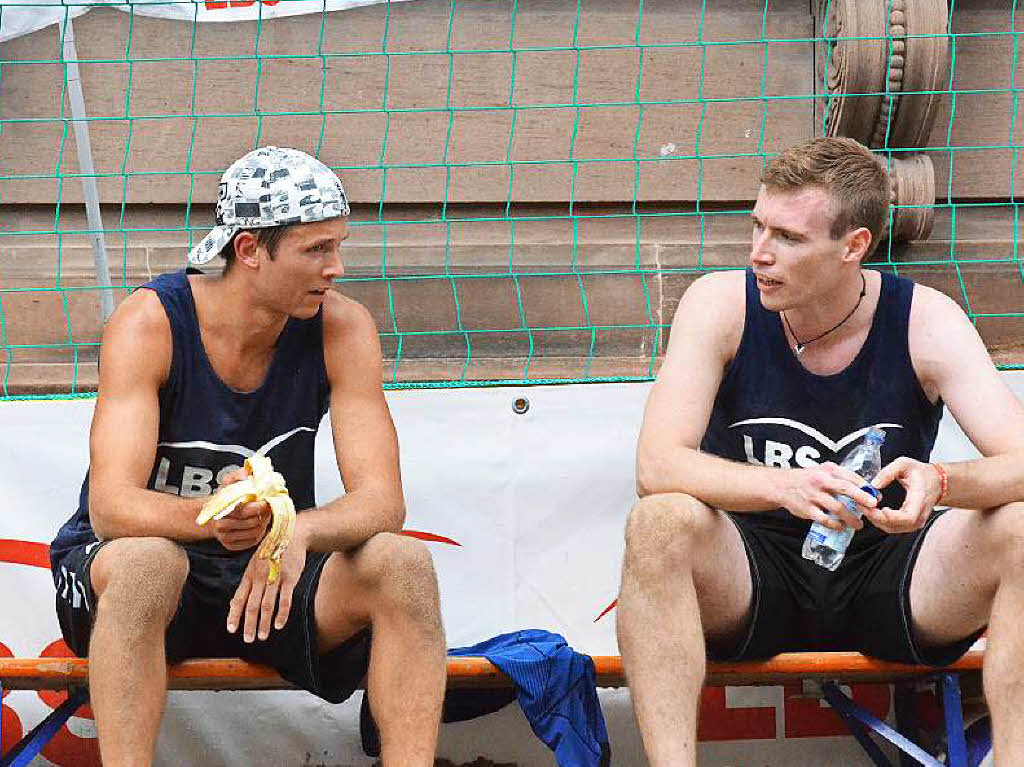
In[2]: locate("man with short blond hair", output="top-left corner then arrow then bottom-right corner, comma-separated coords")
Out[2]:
618,136 -> 1024,765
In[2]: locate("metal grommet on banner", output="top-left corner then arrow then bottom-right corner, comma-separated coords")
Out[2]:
512,397 -> 530,415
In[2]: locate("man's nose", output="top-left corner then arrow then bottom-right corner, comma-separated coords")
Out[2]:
323,249 -> 344,279
750,230 -> 774,265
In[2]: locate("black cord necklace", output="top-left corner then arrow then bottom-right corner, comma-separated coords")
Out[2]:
782,272 -> 867,357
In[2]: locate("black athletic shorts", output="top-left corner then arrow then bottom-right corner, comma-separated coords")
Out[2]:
52,541 -> 370,704
706,508 -> 985,666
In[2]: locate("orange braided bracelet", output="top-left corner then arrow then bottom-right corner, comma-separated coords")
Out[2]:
931,462 -> 948,504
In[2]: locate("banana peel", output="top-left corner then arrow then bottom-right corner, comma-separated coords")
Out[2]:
196,454 -> 296,584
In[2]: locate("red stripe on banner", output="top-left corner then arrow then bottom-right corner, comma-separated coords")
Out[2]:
401,530 -> 462,547
0,536 -> 457,565
594,598 -> 617,622
0,539 -> 51,569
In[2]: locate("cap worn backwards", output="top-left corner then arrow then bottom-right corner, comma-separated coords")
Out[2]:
187,146 -> 350,266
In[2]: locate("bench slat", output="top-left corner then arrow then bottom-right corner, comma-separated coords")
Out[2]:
702,650 -> 984,686
0,650 -> 984,692
0,657 -> 515,691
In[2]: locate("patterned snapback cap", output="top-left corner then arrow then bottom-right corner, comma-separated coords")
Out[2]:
187,146 -> 350,266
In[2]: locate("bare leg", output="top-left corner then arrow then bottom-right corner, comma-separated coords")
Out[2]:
314,532 -> 445,767
617,493 -> 754,767
909,502 -> 1024,765
88,538 -> 189,767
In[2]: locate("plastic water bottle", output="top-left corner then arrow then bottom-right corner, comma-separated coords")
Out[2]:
802,428 -> 886,571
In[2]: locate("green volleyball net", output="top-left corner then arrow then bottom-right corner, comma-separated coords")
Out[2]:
0,0 -> 1021,399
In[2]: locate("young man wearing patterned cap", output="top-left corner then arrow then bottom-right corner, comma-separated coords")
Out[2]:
618,137 -> 1024,764
49,147 -> 446,766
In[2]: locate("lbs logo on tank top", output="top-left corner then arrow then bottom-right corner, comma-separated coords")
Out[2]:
149,426 -> 315,498
730,419 -> 903,468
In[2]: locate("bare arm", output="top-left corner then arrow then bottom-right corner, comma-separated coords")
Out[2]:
869,286 -> 1024,529
87,290 -> 212,541
293,293 -> 405,553
637,272 -> 772,507
925,290 -> 1024,508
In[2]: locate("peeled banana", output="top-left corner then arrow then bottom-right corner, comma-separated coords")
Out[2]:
196,455 -> 296,584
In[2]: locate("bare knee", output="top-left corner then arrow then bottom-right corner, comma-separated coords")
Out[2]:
92,537 -> 188,625
624,493 -> 716,573
982,503 -> 1024,574
355,533 -> 441,620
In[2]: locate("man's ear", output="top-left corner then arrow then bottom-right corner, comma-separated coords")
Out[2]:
844,226 -> 872,263
233,231 -> 261,269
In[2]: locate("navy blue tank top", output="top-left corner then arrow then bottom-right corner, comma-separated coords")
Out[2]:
51,269 -> 330,560
701,269 -> 943,541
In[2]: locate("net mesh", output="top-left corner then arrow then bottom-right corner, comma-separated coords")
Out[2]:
0,0 -> 1021,400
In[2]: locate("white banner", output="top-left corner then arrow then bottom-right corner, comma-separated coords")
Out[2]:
0,0 -> 413,43
1,378 -> 1018,766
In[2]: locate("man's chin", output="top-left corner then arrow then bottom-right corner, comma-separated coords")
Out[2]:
289,303 -> 321,320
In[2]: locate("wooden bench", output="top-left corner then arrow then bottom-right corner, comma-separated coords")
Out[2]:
0,650 -> 984,767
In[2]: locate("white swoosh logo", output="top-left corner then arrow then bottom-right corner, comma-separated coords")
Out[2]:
728,418 -> 902,453
158,426 -> 315,459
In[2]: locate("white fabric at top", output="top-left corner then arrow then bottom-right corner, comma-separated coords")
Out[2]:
0,0 -> 415,43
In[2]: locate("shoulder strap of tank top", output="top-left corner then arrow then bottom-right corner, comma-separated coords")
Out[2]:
873,269 -> 915,360
139,269 -> 201,397
879,270 -> 913,328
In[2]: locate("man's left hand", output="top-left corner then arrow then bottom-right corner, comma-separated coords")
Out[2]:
227,520 -> 308,642
864,457 -> 944,534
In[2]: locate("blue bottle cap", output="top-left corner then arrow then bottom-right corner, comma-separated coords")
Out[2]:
861,484 -> 882,501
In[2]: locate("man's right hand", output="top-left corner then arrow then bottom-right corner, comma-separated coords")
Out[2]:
211,468 -> 271,551
773,462 -> 879,531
